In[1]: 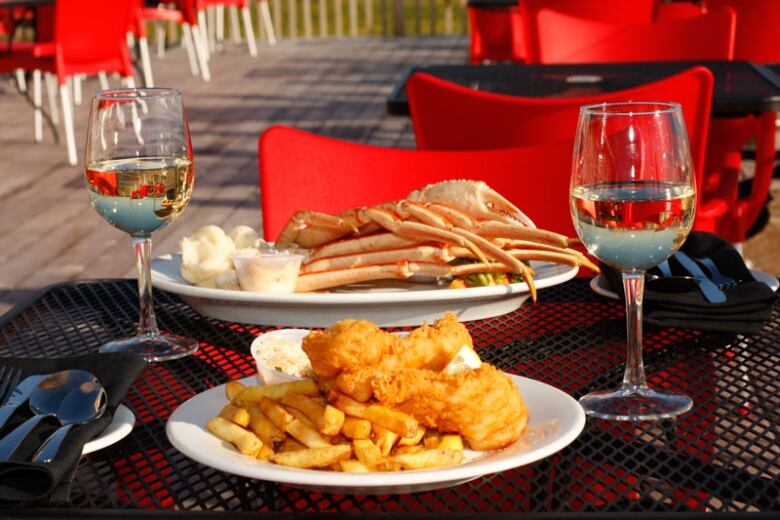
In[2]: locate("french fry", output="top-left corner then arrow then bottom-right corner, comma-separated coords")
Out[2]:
257,444 -> 274,461
437,434 -> 464,451
285,406 -> 317,429
225,380 -> 248,401
423,432 -> 442,449
282,393 -> 345,436
339,459 -> 370,473
398,427 -> 426,446
238,379 -> 318,403
392,449 -> 464,470
341,417 -> 371,440
392,445 -> 425,456
279,437 -> 307,453
270,444 -> 352,469
207,417 -> 264,457
372,424 -> 400,456
353,439 -> 383,468
247,404 -> 286,449
218,403 -> 250,427
285,418 -> 332,448
330,391 -> 417,438
258,397 -> 294,430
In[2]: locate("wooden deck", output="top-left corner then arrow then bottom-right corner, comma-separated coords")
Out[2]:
0,36 -> 777,316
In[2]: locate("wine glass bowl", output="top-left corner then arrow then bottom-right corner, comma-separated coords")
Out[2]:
570,101 -> 695,421
85,88 -> 198,362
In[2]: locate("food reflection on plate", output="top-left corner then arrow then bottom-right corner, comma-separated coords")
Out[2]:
205,313 -> 538,473
178,180 -> 598,298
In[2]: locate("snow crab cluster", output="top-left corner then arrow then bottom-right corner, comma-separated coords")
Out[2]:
276,180 -> 598,298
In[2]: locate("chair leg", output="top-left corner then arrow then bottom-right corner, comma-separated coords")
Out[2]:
44,72 -> 59,126
197,10 -> 211,59
98,71 -> 110,90
138,36 -> 155,87
242,7 -> 258,57
15,69 -> 26,93
191,25 -> 212,82
33,69 -> 42,143
216,4 -> 225,42
207,6 -> 217,52
59,81 -> 77,165
155,21 -> 166,58
229,6 -> 242,43
259,0 -> 277,46
73,74 -> 82,105
182,24 -> 200,76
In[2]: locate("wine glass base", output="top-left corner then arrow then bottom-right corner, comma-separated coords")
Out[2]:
99,334 -> 199,362
579,385 -> 692,421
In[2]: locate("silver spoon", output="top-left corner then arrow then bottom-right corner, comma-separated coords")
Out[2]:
0,370 -> 106,462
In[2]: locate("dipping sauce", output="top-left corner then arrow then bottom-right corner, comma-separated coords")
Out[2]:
251,333 -> 313,385
233,249 -> 304,293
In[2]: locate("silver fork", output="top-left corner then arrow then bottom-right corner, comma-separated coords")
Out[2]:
0,366 -> 22,407
694,256 -> 737,288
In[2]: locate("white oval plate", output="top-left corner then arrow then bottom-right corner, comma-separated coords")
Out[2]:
82,404 -> 135,455
151,254 -> 578,327
166,375 -> 585,495
590,269 -> 780,299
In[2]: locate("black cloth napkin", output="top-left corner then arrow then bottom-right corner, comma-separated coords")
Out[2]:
603,232 -> 777,334
0,352 -> 145,505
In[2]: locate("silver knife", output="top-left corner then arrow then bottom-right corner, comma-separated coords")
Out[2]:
674,251 -> 727,304
0,374 -> 47,431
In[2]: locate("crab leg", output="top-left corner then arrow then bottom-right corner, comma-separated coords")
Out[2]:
296,262 -> 415,292
364,207 -> 491,265
471,221 -> 570,248
277,209 -> 370,248
309,233 -> 421,260
302,245 -> 454,273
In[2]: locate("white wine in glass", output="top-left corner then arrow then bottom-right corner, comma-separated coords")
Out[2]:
570,101 -> 695,421
85,88 -> 198,362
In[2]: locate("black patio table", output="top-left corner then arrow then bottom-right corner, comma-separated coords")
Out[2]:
386,61 -> 780,117
0,278 -> 778,517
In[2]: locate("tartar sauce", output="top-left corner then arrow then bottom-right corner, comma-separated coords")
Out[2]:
254,337 -> 313,378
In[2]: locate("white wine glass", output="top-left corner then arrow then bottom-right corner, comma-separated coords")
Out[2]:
85,88 -> 198,362
570,101 -> 695,421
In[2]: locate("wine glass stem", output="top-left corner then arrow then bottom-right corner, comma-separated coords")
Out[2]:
133,235 -> 160,336
622,271 -> 648,389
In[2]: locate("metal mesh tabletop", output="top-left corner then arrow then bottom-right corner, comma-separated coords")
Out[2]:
0,279 -> 778,514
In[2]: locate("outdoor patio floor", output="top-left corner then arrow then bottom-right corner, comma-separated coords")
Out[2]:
0,35 -> 777,315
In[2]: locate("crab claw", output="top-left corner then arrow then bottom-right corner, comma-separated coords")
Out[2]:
406,180 -> 536,228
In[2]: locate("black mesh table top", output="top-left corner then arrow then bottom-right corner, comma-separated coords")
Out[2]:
0,279 -> 778,516
386,62 -> 780,117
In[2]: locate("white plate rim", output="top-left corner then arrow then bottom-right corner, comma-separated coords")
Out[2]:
590,268 -> 780,300
165,375 -> 585,491
82,403 -> 135,455
151,254 -> 578,305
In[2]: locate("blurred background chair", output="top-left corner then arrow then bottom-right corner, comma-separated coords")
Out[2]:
407,67 -> 718,233
467,4 -> 524,64
0,0 -> 135,165
259,126 -> 577,239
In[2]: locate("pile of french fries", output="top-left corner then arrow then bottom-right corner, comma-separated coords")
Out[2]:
206,378 -> 466,472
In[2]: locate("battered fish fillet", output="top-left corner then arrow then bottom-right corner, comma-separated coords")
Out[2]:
303,313 -> 473,401
370,364 -> 528,451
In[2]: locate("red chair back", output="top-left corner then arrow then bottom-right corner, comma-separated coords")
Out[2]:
522,0 -> 658,61
468,5 -> 524,64
706,0 -> 780,62
259,126 -> 578,240
654,2 -> 706,21
407,67 -> 713,204
54,0 -> 134,83
527,7 -> 735,64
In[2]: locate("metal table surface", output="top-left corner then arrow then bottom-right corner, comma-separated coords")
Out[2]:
0,279 -> 778,517
386,61 -> 780,117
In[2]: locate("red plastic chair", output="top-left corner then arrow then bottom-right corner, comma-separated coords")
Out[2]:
706,0 -> 780,62
654,1 -> 707,21
522,0 -> 659,62
468,5 -> 524,64
0,0 -> 134,165
259,126 -> 578,240
525,7 -> 735,64
407,68 -> 721,233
